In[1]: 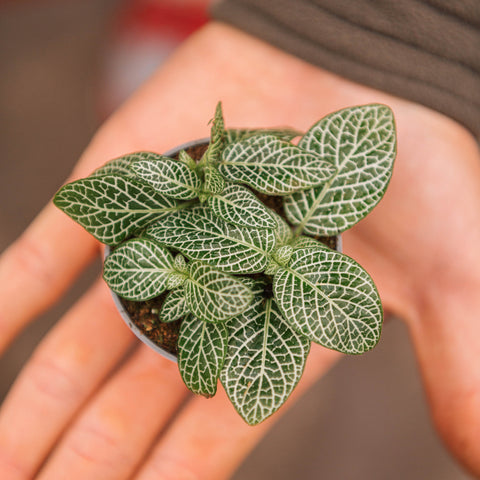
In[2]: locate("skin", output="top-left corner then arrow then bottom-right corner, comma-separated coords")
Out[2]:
0,22 -> 479,479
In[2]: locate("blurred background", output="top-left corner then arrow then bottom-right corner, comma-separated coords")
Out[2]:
0,1 -> 472,479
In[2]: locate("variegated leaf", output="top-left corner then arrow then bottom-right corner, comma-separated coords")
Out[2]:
207,184 -> 276,229
284,104 -> 396,235
145,206 -> 276,273
274,245 -> 383,354
204,165 -> 225,195
89,152 -> 156,178
130,156 -> 201,200
271,211 -> 293,246
239,277 -> 267,296
158,289 -> 188,323
178,315 -> 228,397
211,101 -> 225,141
264,244 -> 295,275
203,102 -> 226,164
291,235 -> 323,250
103,238 -> 174,300
221,297 -> 310,425
184,261 -> 253,323
225,128 -> 302,144
177,150 -> 197,170
54,174 -> 177,245
219,134 -> 336,195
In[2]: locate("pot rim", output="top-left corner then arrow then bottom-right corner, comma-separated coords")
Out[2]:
106,137 -> 342,363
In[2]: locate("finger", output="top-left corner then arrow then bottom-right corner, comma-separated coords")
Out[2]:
0,280 -> 134,480
408,278 -> 480,476
0,207 -> 98,352
135,345 -> 339,480
37,346 -> 189,480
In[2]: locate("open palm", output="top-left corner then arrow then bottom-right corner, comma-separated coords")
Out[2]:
0,23 -> 479,479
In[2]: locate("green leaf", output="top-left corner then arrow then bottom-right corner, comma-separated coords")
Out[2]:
177,150 -> 197,170
225,128 -> 302,144
130,156 -> 201,200
291,235 -> 323,250
207,184 -> 276,229
271,211 -> 293,246
264,244 -> 295,275
184,261 -> 253,323
284,104 -> 396,236
178,315 -> 228,397
54,174 -> 177,245
145,206 -> 277,273
159,289 -> 189,323
204,165 -> 225,195
239,277 -> 267,296
219,134 -> 336,195
103,238 -> 174,300
221,298 -> 310,425
203,102 -> 226,164
210,102 -> 225,144
89,152 -> 154,178
173,253 -> 188,273
274,245 -> 383,354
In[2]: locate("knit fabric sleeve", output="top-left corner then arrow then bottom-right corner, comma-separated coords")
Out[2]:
210,0 -> 480,140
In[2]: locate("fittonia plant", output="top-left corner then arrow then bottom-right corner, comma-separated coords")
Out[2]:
54,103 -> 396,425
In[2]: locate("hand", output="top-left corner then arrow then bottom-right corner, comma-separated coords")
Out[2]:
0,22 -> 479,479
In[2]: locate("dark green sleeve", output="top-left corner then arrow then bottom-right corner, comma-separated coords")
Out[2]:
211,0 -> 480,140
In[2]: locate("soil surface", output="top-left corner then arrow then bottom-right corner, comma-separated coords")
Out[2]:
120,141 -> 338,357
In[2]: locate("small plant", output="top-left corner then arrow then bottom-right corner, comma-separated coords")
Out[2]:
54,103 -> 396,425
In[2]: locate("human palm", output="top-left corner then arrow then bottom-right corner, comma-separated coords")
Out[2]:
0,22 -> 479,479
348,109 -> 480,472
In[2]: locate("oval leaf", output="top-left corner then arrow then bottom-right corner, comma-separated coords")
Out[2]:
184,261 -> 253,323
103,238 -> 174,300
54,174 -> 177,245
274,245 -> 383,354
270,211 -> 293,246
219,134 -> 335,195
89,152 -> 155,178
145,206 -> 276,273
225,127 -> 302,144
178,315 -> 228,397
203,102 -> 226,164
159,289 -> 188,323
221,298 -> 310,425
284,104 -> 396,235
131,156 -> 201,200
204,165 -> 225,195
207,184 -> 276,229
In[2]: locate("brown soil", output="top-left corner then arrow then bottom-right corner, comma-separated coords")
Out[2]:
120,293 -> 181,355
119,141 -> 338,357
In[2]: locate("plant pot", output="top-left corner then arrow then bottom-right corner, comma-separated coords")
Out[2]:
106,138 -> 342,362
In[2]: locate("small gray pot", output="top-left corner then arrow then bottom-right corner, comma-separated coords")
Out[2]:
106,138 -> 342,362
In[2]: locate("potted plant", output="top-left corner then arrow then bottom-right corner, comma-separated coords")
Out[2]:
53,103 -> 396,425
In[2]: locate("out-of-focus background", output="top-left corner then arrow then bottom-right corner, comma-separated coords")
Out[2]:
0,2 -> 473,479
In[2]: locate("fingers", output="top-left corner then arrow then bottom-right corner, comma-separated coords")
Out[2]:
37,346 -> 189,480
0,23 -> 222,354
0,280 -> 134,479
135,345 -> 339,480
0,206 -> 98,353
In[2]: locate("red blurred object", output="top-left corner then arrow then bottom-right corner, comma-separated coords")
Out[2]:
99,0 -> 210,117
115,0 -> 209,39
